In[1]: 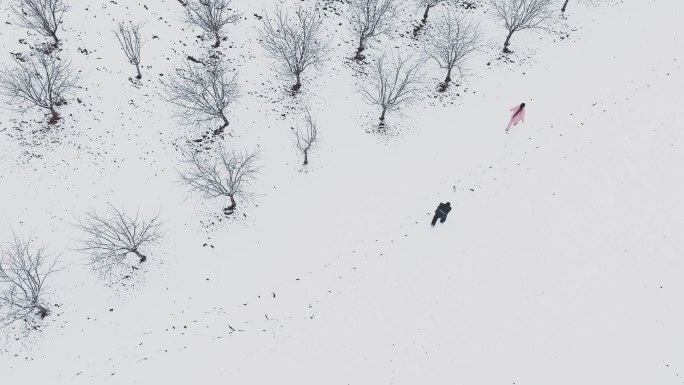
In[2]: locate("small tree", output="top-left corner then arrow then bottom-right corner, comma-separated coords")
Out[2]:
114,21 -> 144,80
0,234 -> 59,327
293,109 -> 318,166
0,53 -> 78,124
183,0 -> 240,48
490,0 -> 553,52
424,11 -> 480,91
178,145 -> 259,215
75,205 -> 162,279
164,57 -> 239,135
259,6 -> 330,92
10,0 -> 69,47
361,52 -> 424,129
347,0 -> 400,60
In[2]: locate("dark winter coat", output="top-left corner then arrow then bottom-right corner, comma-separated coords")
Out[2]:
436,203 -> 451,215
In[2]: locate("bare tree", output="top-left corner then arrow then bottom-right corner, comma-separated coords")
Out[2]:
115,21 -> 144,80
293,109 -> 318,166
164,57 -> 239,135
10,0 -> 69,47
178,145 -> 259,215
183,0 -> 240,48
347,0 -> 400,60
0,53 -> 78,124
490,0 -> 553,52
361,52 -> 424,129
424,11 -> 481,91
75,205 -> 162,279
0,234 -> 59,328
259,5 -> 330,92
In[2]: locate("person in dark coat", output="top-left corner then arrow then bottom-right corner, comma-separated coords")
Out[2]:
431,202 -> 452,227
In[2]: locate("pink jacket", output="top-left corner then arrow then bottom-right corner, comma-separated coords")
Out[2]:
507,106 -> 525,130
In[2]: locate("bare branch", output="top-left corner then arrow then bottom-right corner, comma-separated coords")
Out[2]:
178,145 -> 260,215
74,205 -> 162,280
10,0 -> 69,46
490,0 -> 553,52
360,51 -> 425,128
259,5 -> 330,92
424,10 -> 481,91
0,233 -> 59,330
0,53 -> 79,124
114,21 -> 144,80
347,0 -> 400,60
163,57 -> 239,135
184,0 -> 240,48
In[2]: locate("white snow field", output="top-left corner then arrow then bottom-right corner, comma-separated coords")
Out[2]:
1,0 -> 683,383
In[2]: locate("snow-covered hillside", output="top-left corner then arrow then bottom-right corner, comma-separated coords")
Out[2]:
1,0 -> 684,384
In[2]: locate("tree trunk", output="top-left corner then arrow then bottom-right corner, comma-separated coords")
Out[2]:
214,114 -> 229,135
303,150 -> 308,166
439,67 -> 452,92
292,73 -> 301,92
135,63 -> 142,79
561,0 -> 570,12
212,32 -> 221,48
354,38 -> 365,60
52,33 -> 59,47
422,5 -> 432,23
36,305 -> 49,319
503,30 -> 514,52
224,195 -> 237,215
48,107 -> 59,124
379,108 -> 387,129
131,249 -> 147,263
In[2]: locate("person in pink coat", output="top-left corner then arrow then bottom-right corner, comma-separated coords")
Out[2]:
506,103 -> 526,133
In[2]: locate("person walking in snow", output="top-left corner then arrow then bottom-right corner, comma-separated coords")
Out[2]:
506,102 -> 526,133
431,202 -> 452,227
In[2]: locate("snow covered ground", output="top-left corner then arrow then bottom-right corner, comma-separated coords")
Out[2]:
1,0 -> 684,383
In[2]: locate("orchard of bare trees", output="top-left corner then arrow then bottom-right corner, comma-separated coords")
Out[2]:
0,0 -> 616,340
